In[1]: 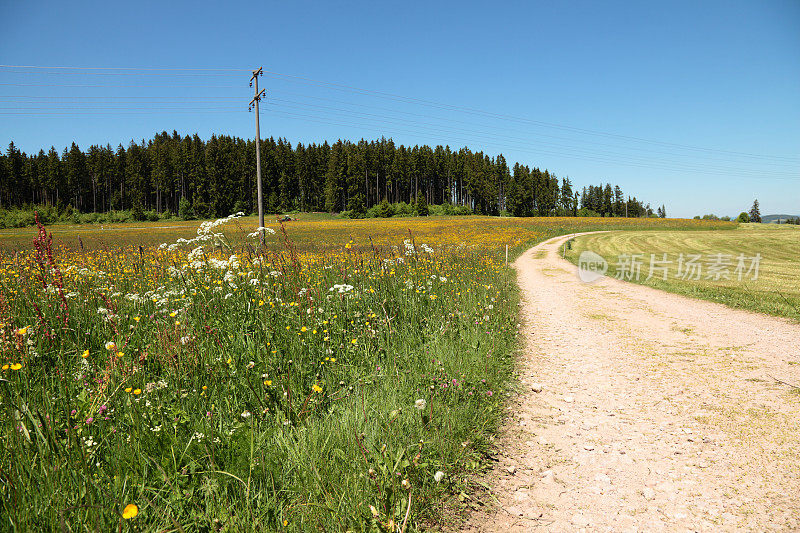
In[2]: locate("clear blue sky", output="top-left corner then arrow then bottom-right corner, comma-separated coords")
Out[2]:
1,0 -> 798,218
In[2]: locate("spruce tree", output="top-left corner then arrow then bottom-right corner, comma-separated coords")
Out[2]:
415,193 -> 429,216
749,199 -> 762,223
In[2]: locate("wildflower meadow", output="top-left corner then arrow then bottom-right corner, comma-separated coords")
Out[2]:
0,214 -> 732,531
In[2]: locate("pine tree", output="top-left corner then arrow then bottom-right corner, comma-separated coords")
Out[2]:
749,199 -> 762,223
415,193 -> 429,216
0,132 -> 666,223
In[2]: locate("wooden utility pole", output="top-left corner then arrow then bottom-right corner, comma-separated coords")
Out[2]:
249,67 -> 266,243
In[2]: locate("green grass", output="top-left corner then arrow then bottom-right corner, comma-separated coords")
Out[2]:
0,215 -> 732,531
565,224 -> 800,320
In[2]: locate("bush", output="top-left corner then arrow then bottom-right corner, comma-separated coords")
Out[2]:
737,212 -> 750,223
178,197 -> 195,220
377,199 -> 394,218
233,200 -> 249,216
78,212 -> 100,224
394,201 -> 413,216
131,200 -> 146,221
108,210 -> 133,223
346,194 -> 366,219
577,207 -> 600,217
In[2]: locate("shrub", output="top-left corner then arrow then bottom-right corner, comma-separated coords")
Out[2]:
178,197 -> 195,220
131,199 -> 146,221
377,199 -> 394,218
347,194 -> 366,219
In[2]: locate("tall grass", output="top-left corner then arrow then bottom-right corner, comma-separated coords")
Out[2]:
0,215 -> 517,531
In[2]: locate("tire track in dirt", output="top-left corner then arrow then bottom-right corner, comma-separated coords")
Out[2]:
460,233 -> 800,532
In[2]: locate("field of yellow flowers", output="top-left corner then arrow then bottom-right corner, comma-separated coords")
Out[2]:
0,214 -> 733,531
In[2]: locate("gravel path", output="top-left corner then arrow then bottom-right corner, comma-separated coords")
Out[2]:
461,233 -> 800,532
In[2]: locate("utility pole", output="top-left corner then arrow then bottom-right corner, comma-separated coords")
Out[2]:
249,67 -> 266,244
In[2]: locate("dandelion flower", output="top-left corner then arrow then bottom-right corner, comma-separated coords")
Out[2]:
133,389 -> 142,395
312,384 -> 323,393
125,387 -> 132,393
81,350 -> 89,358
10,363 -> 22,370
122,503 -> 138,519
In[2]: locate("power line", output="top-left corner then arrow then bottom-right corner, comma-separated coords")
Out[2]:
0,109 -> 245,115
0,95 -> 241,99
0,83 -> 242,89
2,87 -> 795,172
258,107 -> 800,180
0,69 -> 242,78
258,69 -> 800,163
263,89 -> 798,169
2,63 -> 797,176
0,64 -> 248,72
262,97 -> 798,173
3,64 -> 795,162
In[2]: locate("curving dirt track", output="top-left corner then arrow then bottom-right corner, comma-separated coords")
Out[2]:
461,233 -> 800,532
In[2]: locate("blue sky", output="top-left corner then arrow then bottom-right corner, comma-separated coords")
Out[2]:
1,0 -> 798,217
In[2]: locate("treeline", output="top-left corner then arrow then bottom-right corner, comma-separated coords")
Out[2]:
0,132 -> 662,220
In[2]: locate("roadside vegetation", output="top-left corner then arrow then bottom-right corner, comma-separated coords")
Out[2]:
0,215 -> 731,530
565,224 -> 800,320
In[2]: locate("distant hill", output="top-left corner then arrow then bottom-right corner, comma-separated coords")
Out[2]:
762,214 -> 800,224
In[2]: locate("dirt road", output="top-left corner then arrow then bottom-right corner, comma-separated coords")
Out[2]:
461,233 -> 800,532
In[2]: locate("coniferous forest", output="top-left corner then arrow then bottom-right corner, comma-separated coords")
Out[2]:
0,132 -> 662,225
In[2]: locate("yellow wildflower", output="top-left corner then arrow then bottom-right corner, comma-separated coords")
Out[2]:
122,503 -> 138,519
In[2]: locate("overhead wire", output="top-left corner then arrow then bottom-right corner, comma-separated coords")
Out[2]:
2,64 -> 796,162
257,107 -> 800,180
1,64 -> 797,177
261,97 -> 797,175
258,69 -> 800,163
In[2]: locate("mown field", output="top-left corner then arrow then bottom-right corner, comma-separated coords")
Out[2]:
565,224 -> 800,320
0,214 -> 733,531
